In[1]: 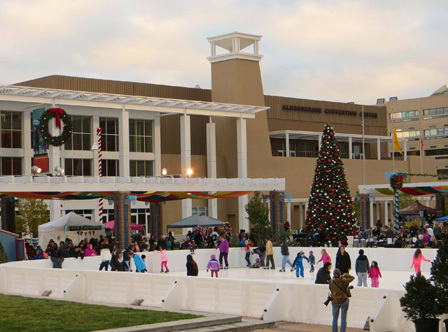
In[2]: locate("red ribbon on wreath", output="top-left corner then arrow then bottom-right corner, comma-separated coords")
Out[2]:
49,108 -> 64,129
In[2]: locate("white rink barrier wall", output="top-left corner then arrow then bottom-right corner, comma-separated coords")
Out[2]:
0,247 -> 437,331
3,246 -> 437,273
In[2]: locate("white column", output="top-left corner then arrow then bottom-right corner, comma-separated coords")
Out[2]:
318,134 -> 322,149
384,201 -> 389,224
119,106 -> 130,177
206,121 -> 218,218
369,199 -> 374,228
404,140 -> 407,161
287,201 -> 291,223
299,204 -> 304,229
154,114 -> 161,176
348,137 -> 353,159
23,110 -> 32,175
377,138 -> 381,160
285,132 -> 290,157
376,202 -> 380,224
49,200 -> 62,222
180,114 -> 192,218
237,118 -> 248,231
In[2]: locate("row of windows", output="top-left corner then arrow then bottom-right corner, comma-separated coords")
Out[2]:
65,159 -> 154,177
395,130 -> 420,138
389,110 -> 419,120
423,107 -> 448,116
11,112 -> 154,152
424,128 -> 448,136
277,142 -> 356,159
0,157 -> 154,177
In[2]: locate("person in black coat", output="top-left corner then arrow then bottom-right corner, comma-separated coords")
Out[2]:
315,262 -> 332,284
335,246 -> 351,274
186,254 -> 199,276
110,251 -> 127,272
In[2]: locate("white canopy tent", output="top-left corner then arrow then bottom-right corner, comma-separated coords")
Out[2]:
38,212 -> 105,246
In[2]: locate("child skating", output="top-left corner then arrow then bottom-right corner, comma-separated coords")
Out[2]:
293,251 -> 309,278
154,246 -> 169,273
188,239 -> 195,254
368,261 -> 382,287
207,254 -> 220,278
411,248 -> 430,275
309,251 -> 315,272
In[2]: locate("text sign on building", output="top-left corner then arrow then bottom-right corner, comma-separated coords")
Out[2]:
282,105 -> 378,118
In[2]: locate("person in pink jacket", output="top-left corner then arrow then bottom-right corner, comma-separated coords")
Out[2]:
318,249 -> 331,265
411,248 -> 430,275
155,246 -> 169,273
368,261 -> 382,287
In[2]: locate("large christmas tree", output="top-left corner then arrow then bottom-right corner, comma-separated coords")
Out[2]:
305,124 -> 357,245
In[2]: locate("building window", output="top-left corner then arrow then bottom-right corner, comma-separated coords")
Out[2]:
389,110 -> 419,120
65,158 -> 92,176
1,111 -> 22,148
338,144 -> 348,159
278,141 -> 296,156
298,143 -> 313,157
99,117 -> 119,151
395,130 -> 420,138
423,107 -> 448,116
130,160 -> 154,177
0,157 -> 21,175
129,119 -> 153,153
65,116 -> 91,150
192,207 -> 207,216
424,128 -> 448,136
426,149 -> 448,157
102,159 -> 119,176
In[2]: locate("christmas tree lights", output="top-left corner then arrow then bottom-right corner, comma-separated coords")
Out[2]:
305,124 -> 357,246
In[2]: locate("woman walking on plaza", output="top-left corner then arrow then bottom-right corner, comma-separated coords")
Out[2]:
318,249 -> 332,265
411,248 -> 430,275
335,246 -> 351,274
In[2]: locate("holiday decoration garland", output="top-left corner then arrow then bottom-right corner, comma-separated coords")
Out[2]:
390,174 -> 404,190
40,108 -> 72,146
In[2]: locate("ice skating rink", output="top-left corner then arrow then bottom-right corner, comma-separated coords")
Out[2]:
169,266 -> 418,291
0,246 -> 438,331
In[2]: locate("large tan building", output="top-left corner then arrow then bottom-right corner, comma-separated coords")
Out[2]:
382,86 -> 448,177
5,32 -> 442,233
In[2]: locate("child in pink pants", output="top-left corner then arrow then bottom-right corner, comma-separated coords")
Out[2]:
155,248 -> 169,273
368,261 -> 382,287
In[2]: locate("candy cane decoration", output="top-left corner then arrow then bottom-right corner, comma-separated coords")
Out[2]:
97,127 -> 103,223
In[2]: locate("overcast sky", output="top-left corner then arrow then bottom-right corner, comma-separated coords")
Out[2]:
1,0 -> 447,104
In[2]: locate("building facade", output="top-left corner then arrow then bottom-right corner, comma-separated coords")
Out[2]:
1,32 -> 443,234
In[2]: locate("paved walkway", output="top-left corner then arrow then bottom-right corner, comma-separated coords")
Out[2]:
252,321 -> 366,332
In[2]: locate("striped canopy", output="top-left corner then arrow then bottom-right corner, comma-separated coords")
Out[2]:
375,186 -> 448,196
0,190 -> 253,202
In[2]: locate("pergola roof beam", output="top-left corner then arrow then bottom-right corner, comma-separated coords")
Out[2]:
0,85 -> 270,118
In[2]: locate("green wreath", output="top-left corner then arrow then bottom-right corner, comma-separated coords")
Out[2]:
390,174 -> 404,190
40,108 -> 72,146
